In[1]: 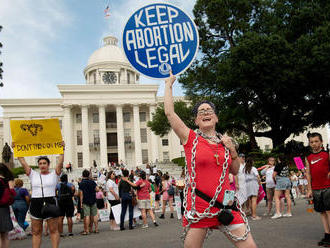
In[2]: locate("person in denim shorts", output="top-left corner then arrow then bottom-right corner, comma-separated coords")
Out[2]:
271,156 -> 292,219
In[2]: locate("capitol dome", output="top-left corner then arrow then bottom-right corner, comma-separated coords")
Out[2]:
87,36 -> 129,66
84,35 -> 139,85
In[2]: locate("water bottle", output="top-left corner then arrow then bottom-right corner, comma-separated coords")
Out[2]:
306,199 -> 314,213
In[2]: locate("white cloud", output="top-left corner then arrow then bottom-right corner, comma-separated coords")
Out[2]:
0,0 -> 74,99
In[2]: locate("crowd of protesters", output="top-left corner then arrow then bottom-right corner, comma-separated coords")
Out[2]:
0,130 -> 329,247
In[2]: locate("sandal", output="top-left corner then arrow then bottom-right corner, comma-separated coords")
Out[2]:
80,231 -> 89,235
251,216 -> 261,221
94,230 -> 99,234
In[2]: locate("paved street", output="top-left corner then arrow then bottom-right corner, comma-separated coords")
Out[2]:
12,198 -> 323,248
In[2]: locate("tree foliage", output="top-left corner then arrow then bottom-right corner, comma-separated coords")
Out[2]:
147,101 -> 195,137
179,0 -> 330,149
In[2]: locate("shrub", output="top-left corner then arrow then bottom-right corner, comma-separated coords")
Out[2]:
12,166 -> 38,178
172,157 -> 186,167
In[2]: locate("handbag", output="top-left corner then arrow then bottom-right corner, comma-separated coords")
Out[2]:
0,178 -> 15,206
130,189 -> 137,207
39,174 -> 60,218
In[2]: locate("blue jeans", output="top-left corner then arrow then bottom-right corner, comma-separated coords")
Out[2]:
120,193 -> 133,228
12,200 -> 28,230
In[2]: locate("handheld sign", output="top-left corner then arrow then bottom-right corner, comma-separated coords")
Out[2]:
10,119 -> 63,157
293,157 -> 305,170
122,3 -> 199,79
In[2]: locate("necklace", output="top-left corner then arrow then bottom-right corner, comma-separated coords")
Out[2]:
196,129 -> 222,165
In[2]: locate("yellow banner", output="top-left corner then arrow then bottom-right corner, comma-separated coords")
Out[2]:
10,119 -> 64,157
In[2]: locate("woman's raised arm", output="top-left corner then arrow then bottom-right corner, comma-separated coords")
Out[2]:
164,72 -> 190,145
18,157 -> 31,176
55,141 -> 65,176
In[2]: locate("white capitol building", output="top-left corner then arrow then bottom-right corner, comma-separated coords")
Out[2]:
0,36 -> 185,169
0,36 -> 329,169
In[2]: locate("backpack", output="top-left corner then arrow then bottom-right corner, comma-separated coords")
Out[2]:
0,178 -> 15,206
59,183 -> 73,202
167,183 -> 175,196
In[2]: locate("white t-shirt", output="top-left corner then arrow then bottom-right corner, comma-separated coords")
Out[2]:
261,166 -> 275,188
106,179 -> 119,201
29,169 -> 59,198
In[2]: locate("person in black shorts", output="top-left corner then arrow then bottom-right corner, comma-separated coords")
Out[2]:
56,174 -> 75,237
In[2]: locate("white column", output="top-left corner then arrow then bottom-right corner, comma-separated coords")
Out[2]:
116,105 -> 126,164
99,104 -> 107,168
63,105 -> 73,165
149,104 -> 159,163
81,105 -> 90,168
3,117 -> 11,144
133,105 -> 142,166
123,69 -> 127,84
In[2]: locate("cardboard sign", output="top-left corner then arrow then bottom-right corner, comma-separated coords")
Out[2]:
10,119 -> 63,157
122,3 -> 199,79
111,204 -> 141,225
174,195 -> 182,220
294,157 -> 305,170
99,209 -> 110,222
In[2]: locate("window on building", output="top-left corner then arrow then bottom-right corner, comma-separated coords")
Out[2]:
123,112 -> 130,122
265,145 -> 270,151
139,112 -> 146,122
59,120 -> 62,129
106,112 -> 117,128
163,152 -> 169,161
77,152 -> 83,168
106,112 -> 116,122
124,129 -> 131,143
77,130 -> 82,145
107,133 -> 117,147
93,112 -> 99,123
142,149 -> 148,164
93,129 -> 100,145
76,113 -> 82,123
140,128 -> 147,143
162,139 -> 169,146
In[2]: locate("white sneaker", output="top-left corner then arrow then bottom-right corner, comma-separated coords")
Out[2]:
271,213 -> 282,219
283,213 -> 292,217
141,224 -> 149,229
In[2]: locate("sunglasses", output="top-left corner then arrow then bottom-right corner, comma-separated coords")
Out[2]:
197,109 -> 215,116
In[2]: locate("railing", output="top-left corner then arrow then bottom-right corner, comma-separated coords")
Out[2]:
106,123 -> 117,128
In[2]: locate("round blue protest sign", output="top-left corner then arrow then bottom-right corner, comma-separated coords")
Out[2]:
122,3 -> 199,79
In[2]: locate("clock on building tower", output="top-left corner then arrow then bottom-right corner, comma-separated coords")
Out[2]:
102,72 -> 117,84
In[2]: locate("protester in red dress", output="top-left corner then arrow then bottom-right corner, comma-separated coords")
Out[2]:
135,171 -> 159,228
164,72 -> 257,248
305,132 -> 330,246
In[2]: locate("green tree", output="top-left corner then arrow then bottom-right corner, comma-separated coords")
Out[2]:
147,101 -> 194,137
179,0 -> 330,149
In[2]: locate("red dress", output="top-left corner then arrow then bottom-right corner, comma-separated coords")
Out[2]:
183,130 -> 244,228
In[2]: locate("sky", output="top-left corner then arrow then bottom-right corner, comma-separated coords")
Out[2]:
0,0 -> 196,103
